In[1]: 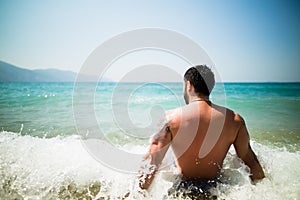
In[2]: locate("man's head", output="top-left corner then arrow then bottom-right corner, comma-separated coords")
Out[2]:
183,65 -> 215,104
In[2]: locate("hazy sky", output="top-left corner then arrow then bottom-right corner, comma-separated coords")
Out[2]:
0,0 -> 299,82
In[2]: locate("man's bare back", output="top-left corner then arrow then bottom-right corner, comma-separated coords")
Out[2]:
138,65 -> 264,192
168,100 -> 239,179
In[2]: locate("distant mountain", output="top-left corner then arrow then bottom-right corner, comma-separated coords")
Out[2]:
0,61 -> 111,82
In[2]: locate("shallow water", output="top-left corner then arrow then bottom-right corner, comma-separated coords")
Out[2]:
0,132 -> 299,199
0,82 -> 299,199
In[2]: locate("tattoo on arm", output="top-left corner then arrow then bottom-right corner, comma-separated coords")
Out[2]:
165,125 -> 172,141
138,123 -> 172,190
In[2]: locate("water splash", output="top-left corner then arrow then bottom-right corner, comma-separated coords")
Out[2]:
0,131 -> 299,199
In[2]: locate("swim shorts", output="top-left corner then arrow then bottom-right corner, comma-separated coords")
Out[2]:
167,177 -> 218,199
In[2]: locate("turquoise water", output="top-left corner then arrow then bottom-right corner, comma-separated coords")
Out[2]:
0,82 -> 300,199
1,82 -> 299,150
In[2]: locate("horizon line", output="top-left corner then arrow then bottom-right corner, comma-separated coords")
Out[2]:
81,80 -> 300,83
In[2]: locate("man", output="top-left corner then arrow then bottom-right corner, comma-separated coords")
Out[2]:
138,65 -> 265,198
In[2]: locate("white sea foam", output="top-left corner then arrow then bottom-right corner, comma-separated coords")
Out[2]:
0,131 -> 299,199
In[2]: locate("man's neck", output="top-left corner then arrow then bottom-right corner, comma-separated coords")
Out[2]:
189,96 -> 209,104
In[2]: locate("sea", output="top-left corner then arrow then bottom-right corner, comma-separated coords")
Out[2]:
0,82 -> 299,200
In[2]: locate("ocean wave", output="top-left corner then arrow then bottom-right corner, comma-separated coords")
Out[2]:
0,131 -> 299,199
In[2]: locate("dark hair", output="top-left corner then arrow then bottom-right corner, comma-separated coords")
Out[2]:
184,65 -> 215,96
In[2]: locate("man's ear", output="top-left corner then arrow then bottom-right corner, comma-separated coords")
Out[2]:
186,81 -> 192,91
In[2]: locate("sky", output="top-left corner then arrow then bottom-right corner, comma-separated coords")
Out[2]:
0,0 -> 299,82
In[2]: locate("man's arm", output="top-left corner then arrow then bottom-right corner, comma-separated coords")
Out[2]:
138,124 -> 172,190
233,115 -> 265,182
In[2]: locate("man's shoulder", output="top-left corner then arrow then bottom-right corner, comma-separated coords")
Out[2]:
213,104 -> 244,124
165,107 -> 181,118
230,111 -> 245,127
164,107 -> 184,129
232,111 -> 245,124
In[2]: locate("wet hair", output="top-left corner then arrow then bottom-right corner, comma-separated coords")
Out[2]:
184,65 -> 215,96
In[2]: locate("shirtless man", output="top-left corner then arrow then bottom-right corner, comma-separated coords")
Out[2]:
138,65 -> 265,197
